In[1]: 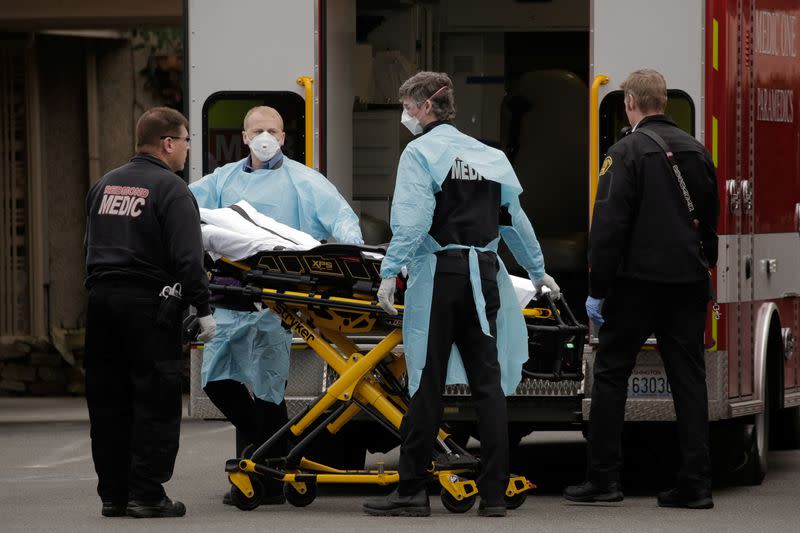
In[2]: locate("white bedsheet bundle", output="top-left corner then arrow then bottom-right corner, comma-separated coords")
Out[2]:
200,200 -> 320,261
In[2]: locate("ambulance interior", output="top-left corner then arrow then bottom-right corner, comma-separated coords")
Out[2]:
349,0 -> 591,316
199,0 -> 594,316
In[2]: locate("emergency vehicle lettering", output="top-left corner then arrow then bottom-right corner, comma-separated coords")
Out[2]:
757,88 -> 794,123
755,10 -> 797,58
98,185 -> 149,217
451,158 -> 485,181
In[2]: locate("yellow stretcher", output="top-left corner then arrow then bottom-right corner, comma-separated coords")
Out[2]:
205,244 -> 584,512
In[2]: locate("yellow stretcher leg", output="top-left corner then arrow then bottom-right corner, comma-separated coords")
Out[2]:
228,471 -> 254,498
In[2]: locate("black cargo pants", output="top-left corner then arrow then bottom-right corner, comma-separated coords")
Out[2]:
84,281 -> 183,504
398,252 -> 509,505
587,279 -> 711,492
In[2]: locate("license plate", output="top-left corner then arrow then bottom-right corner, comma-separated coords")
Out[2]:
627,367 -> 673,398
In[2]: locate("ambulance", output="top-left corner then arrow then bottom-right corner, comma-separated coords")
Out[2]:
186,0 -> 800,484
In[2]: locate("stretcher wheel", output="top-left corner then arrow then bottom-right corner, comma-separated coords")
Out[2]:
230,475 -> 264,511
504,490 -> 527,510
440,490 -> 476,513
283,482 -> 317,507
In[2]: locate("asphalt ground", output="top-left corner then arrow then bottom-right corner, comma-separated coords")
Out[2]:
0,398 -> 798,533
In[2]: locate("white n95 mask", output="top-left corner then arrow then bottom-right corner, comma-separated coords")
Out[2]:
248,131 -> 281,162
401,109 -> 423,135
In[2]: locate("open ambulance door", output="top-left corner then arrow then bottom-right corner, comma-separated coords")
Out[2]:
590,0 -> 704,203
186,0 -> 361,421
588,0 -> 705,340
186,0 -> 318,180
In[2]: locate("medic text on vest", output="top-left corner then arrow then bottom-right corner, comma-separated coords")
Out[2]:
451,158 -> 485,181
98,185 -> 150,217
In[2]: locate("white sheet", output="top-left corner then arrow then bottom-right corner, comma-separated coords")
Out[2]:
200,200 -> 320,261
509,275 -> 540,308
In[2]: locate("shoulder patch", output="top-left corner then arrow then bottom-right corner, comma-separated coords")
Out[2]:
599,155 -> 613,177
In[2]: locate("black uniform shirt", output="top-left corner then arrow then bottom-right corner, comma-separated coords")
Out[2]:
85,153 -> 211,316
589,115 -> 719,298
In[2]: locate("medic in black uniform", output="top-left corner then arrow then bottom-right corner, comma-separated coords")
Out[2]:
84,107 -> 216,519
565,70 -> 719,509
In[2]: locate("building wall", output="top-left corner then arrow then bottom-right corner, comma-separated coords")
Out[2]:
97,39 -> 137,172
0,6 -> 184,395
38,35 -> 89,333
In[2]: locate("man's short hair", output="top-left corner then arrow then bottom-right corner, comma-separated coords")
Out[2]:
620,69 -> 668,114
398,71 -> 456,121
135,107 -> 189,150
243,106 -> 284,131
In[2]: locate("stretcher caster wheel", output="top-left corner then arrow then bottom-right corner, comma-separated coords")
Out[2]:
504,475 -> 531,509
504,491 -> 527,510
230,475 -> 263,511
284,482 -> 317,507
440,490 -> 476,513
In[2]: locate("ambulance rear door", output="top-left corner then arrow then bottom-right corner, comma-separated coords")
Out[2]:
186,0 -> 318,179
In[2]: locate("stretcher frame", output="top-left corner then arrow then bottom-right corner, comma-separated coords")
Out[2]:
209,282 -> 535,513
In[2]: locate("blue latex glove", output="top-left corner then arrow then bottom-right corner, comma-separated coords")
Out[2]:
586,296 -> 605,326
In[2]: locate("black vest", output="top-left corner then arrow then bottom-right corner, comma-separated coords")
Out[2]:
429,156 -> 501,248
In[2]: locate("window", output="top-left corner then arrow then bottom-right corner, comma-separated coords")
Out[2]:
202,91 -> 305,174
598,89 -> 695,156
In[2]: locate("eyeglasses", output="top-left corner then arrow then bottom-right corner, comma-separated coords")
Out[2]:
160,135 -> 191,143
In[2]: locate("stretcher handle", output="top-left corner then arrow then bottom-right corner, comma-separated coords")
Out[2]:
245,270 -> 312,286
209,283 -> 404,317
296,75 -> 314,168
540,293 -> 567,326
589,74 -> 610,224
554,295 -> 586,331
526,292 -> 587,332
526,323 -> 585,334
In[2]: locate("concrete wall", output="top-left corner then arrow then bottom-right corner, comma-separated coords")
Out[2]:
33,34 -> 168,338
38,35 -> 89,333
96,39 -> 137,172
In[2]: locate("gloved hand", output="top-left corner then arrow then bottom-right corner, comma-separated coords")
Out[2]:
377,277 -> 398,315
534,273 -> 561,300
585,296 -> 605,326
197,314 -> 217,343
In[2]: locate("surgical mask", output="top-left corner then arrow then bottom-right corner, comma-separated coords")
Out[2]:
401,109 -> 423,135
400,86 -> 449,136
248,131 -> 281,162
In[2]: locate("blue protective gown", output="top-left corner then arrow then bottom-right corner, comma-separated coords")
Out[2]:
190,154 -> 363,403
380,124 -> 546,396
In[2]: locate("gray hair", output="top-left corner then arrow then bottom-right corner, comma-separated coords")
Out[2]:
620,69 -> 668,114
398,71 -> 456,121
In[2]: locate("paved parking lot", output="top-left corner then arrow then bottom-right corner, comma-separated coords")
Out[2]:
1,399 -> 798,533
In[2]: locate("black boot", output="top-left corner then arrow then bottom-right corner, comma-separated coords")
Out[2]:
127,497 -> 186,518
363,488 -> 431,517
477,500 -> 507,517
563,480 -> 623,503
657,487 -> 714,509
101,501 -> 127,517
